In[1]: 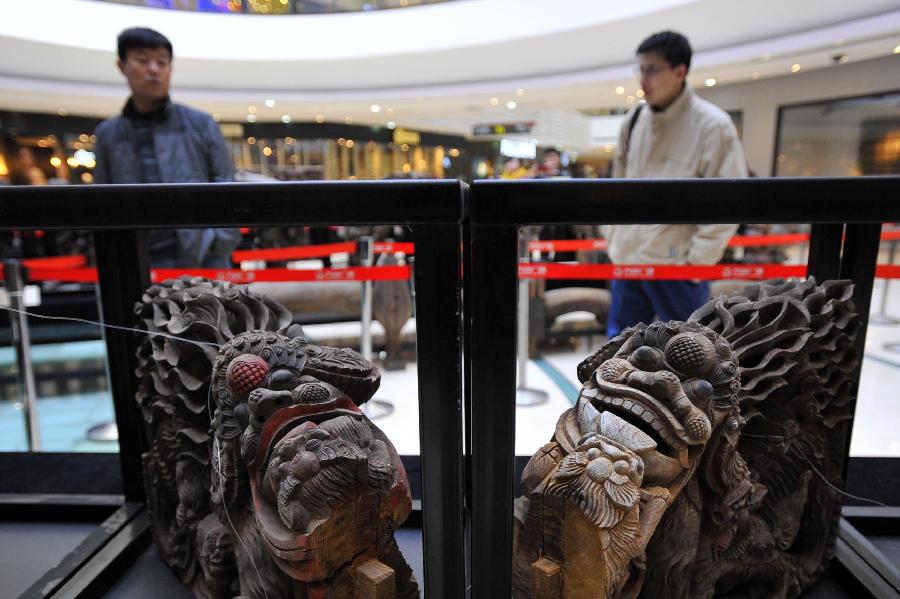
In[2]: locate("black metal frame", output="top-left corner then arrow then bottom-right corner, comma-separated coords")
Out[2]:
466,176 -> 900,598
0,180 -> 467,598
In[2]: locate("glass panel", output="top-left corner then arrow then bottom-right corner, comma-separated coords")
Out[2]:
775,91 -> 900,177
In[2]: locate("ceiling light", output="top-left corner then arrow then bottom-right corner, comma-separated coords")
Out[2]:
449,148 -> 460,157
705,78 -> 717,87
490,97 -> 499,106
57,109 -> 68,116
615,86 -> 625,95
894,45 -> 900,54
791,64 -> 801,73
265,99 -> 275,108
315,115 -> 325,123
635,89 -> 645,98
345,116 -> 353,124
212,113 -> 220,121
346,140 -> 355,148
281,115 -> 291,123
626,96 -> 635,104
515,88 -> 525,97
247,114 -> 257,122
506,101 -> 517,109
50,157 -> 62,168
262,147 -> 273,157
247,137 -> 257,144
248,105 -> 257,114
370,104 -> 381,113
387,121 -> 396,129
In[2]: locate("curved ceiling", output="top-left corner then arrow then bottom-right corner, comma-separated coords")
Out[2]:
0,0 -> 898,128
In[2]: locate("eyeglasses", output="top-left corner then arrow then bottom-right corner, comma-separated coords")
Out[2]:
637,64 -> 674,78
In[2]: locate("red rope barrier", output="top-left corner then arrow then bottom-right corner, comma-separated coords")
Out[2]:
232,241 -> 415,263
19,265 -> 410,284
518,263 -> 808,281
21,255 -> 88,270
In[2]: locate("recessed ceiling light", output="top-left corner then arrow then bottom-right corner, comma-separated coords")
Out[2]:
791,63 -> 801,73
705,78 -> 717,87
247,114 -> 257,122
281,114 -> 291,123
635,89 -> 645,98
345,116 -> 353,124
894,45 -> 900,54
370,104 -> 381,113
506,100 -> 517,110
58,108 -> 68,116
386,121 -> 396,129
515,88 -> 525,97
490,97 -> 499,106
615,86 -> 625,95
248,105 -> 257,114
265,99 -> 275,108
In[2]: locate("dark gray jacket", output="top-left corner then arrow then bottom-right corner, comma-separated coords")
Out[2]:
93,99 -> 240,267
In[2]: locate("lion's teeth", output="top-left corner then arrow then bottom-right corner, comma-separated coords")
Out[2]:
599,411 -> 656,453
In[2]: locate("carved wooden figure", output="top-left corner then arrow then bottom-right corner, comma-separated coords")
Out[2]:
135,277 -> 418,598
514,278 -> 859,598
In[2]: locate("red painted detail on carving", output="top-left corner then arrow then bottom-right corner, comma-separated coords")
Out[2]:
226,354 -> 269,398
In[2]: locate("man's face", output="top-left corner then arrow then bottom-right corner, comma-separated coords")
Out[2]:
117,47 -> 172,104
638,52 -> 686,109
543,152 -> 560,170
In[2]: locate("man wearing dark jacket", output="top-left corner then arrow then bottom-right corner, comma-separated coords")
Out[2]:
94,27 -> 240,267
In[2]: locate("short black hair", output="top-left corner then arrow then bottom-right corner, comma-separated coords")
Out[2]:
117,27 -> 173,62
636,30 -> 691,71
543,148 -> 561,158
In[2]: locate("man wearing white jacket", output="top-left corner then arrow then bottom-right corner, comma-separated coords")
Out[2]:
603,30 -> 748,337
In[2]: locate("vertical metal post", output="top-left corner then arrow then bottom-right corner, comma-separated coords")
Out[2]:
871,239 -> 898,325
358,236 -> 374,361
469,221 -> 519,599
4,259 -> 40,450
94,230 -> 150,503
515,235 -> 548,407
807,223 -> 844,282
414,222 -> 466,599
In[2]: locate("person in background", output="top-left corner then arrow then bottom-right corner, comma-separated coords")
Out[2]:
535,148 -> 569,178
500,157 -> 532,179
93,27 -> 240,268
10,146 -> 49,186
603,30 -> 748,338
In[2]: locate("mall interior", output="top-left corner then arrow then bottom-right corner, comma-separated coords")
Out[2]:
1,1 -> 899,598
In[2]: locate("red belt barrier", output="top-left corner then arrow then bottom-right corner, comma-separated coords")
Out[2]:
21,255 -> 88,270
528,230 -> 900,254
518,263 -> 808,281
232,241 -> 415,263
232,242 -> 355,262
21,266 -> 410,284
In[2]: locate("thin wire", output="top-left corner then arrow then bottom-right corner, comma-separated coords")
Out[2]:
214,436 -> 269,599
0,305 -> 222,350
1,300 -> 266,593
742,433 -> 890,508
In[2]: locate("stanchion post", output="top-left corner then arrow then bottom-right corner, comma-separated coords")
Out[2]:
358,236 -> 374,361
3,259 -> 41,450
515,234 -> 548,406
871,238 -> 898,325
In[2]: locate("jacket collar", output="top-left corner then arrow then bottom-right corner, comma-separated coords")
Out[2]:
122,96 -> 172,120
650,83 -> 694,125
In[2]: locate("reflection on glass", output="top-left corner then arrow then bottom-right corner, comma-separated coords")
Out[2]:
776,91 -> 900,177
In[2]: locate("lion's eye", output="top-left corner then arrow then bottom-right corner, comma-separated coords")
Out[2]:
269,369 -> 299,390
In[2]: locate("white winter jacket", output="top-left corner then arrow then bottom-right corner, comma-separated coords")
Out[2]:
602,84 -> 748,265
